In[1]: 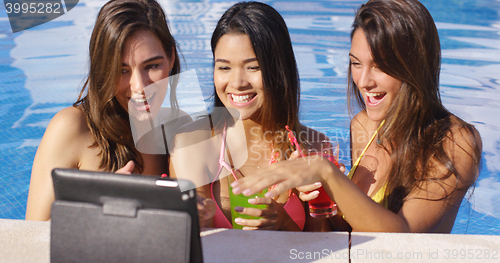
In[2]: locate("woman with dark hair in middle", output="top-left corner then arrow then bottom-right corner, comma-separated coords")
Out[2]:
232,0 -> 482,233
170,1 -> 332,231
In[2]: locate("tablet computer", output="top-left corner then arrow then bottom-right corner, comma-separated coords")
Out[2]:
50,168 -> 203,263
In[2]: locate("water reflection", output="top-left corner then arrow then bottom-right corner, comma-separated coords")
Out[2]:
432,8 -> 500,230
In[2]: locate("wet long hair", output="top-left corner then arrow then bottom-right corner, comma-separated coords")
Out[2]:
347,0 -> 481,212
74,0 -> 180,172
210,1 -> 302,159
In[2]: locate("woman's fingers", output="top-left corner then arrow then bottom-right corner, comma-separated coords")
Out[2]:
200,197 -> 217,218
234,197 -> 271,217
296,182 -> 322,192
338,162 -> 346,173
233,163 -> 299,196
235,206 -> 264,217
248,197 -> 272,205
115,160 -> 135,174
232,207 -> 267,230
233,213 -> 277,230
197,196 -> 216,227
232,198 -> 284,230
232,170 -> 280,196
232,157 -> 332,198
234,218 -> 262,228
296,182 -> 321,201
298,190 -> 320,202
289,150 -> 301,160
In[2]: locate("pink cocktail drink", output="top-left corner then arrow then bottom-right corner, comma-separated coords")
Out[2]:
309,186 -> 337,217
306,141 -> 339,218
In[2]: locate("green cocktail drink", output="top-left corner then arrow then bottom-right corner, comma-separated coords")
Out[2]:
229,185 -> 268,229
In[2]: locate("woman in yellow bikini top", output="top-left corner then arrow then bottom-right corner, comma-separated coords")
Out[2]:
230,0 -> 482,233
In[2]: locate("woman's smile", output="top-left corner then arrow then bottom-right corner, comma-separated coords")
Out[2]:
229,93 -> 258,106
365,92 -> 387,107
128,91 -> 156,112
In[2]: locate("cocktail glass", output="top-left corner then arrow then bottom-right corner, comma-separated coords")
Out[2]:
305,140 -> 339,218
229,185 -> 268,229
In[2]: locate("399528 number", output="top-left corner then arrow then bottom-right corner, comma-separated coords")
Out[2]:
5,2 -> 61,14
443,249 -> 498,260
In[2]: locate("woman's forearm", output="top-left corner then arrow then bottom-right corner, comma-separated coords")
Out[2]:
321,162 -> 410,232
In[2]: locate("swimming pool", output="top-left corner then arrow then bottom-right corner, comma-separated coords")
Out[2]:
0,0 -> 499,235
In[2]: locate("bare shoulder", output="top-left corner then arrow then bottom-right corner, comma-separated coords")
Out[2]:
43,106 -> 90,144
444,115 -> 482,184
410,115 -> 481,192
350,111 -> 371,153
172,116 -> 214,149
38,106 -> 93,161
447,115 -> 482,151
350,111 -> 368,132
49,106 -> 89,134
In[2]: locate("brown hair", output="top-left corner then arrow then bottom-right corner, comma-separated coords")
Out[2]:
348,0 -> 481,212
210,1 -> 302,159
74,0 -> 180,172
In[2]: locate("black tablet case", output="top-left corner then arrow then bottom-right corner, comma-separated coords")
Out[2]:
50,168 -> 203,263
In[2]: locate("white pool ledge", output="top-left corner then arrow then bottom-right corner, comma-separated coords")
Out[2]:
1,218 -> 499,262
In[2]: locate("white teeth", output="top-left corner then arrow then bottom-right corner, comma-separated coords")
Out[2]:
231,94 -> 254,103
131,93 -> 154,103
366,92 -> 386,97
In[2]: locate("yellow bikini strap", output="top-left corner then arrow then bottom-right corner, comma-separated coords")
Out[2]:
347,120 -> 385,179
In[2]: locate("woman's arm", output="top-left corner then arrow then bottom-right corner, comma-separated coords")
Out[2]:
237,126 -> 334,231
26,107 -> 89,221
231,123 -> 481,233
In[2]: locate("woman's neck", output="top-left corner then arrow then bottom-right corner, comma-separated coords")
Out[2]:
362,110 -> 385,133
241,118 -> 266,145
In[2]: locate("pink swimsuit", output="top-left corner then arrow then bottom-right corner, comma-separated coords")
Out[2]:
210,125 -> 306,230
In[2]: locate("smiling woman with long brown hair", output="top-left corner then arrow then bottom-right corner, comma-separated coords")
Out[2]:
26,0 -> 190,221
232,0 -> 482,233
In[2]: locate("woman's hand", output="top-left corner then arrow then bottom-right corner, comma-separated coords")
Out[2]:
296,162 -> 346,202
296,182 -> 322,202
197,196 -> 216,228
115,160 -> 135,174
232,197 -> 299,231
283,150 -> 331,202
232,157 -> 338,200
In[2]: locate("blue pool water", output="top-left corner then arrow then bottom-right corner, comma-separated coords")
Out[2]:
0,0 -> 499,235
